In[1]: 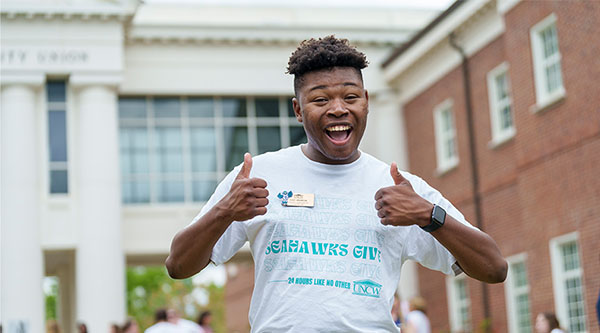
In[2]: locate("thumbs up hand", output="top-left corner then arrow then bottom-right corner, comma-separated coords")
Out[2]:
218,153 -> 269,222
374,162 -> 433,227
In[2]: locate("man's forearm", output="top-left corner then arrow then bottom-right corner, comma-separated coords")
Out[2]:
431,215 -> 507,283
165,205 -> 234,279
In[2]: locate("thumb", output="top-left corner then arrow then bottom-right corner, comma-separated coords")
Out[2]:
390,162 -> 406,185
236,153 -> 252,179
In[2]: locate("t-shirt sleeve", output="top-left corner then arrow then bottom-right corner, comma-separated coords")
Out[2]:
189,166 -> 249,266
401,172 -> 477,276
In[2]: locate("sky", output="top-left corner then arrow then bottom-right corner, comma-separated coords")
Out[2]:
144,0 -> 455,10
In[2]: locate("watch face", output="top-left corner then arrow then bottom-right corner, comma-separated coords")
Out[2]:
422,205 -> 446,232
432,205 -> 446,225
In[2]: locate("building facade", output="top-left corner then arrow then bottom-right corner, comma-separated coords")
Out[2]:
383,0 -> 599,332
0,1 -> 438,332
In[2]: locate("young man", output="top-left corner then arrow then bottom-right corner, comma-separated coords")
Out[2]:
166,36 -> 507,332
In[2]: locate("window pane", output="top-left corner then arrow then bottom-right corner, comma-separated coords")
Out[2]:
561,242 -> 579,271
47,81 -> 66,102
193,180 -> 218,202
190,127 -> 216,172
290,126 -> 307,146
222,98 -> 247,117
500,105 -> 513,130
255,98 -> 279,117
154,127 -> 183,173
545,62 -> 562,94
495,73 -> 508,100
224,126 -> 248,171
157,180 -> 184,202
287,98 -> 296,118
512,262 -> 528,288
565,277 -> 586,332
49,111 -> 68,162
154,98 -> 181,118
516,294 -> 531,333
542,25 -> 558,59
189,98 -> 214,118
120,128 -> 149,175
122,181 -> 150,204
257,126 -> 281,154
119,98 -> 147,119
50,170 -> 68,194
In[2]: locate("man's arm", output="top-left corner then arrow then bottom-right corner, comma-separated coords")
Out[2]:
375,163 -> 507,283
165,153 -> 268,279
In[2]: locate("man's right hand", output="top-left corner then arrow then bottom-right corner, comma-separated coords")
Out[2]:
217,153 -> 269,222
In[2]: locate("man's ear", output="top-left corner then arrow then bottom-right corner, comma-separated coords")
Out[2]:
292,97 -> 303,123
365,90 -> 369,103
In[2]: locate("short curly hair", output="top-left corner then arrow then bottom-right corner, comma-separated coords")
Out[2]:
287,35 -> 369,94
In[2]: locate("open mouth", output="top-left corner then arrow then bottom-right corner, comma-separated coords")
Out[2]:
325,124 -> 352,144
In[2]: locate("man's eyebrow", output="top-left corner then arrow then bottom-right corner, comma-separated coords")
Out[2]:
308,82 -> 359,92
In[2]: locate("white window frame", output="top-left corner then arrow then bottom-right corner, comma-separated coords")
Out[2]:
530,13 -> 565,111
446,274 -> 470,332
434,99 -> 459,174
550,232 -> 587,333
487,62 -> 515,147
504,253 -> 532,333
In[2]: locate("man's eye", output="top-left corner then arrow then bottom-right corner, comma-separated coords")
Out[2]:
314,98 -> 327,103
345,95 -> 358,100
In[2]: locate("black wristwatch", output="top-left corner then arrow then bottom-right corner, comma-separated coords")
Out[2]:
421,204 -> 446,232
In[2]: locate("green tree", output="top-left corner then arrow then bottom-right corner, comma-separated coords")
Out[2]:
45,282 -> 58,320
126,266 -> 226,331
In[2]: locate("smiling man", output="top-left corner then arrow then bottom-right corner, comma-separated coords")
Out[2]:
166,36 -> 507,332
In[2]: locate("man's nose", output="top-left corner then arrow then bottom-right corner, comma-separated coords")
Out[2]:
328,98 -> 348,117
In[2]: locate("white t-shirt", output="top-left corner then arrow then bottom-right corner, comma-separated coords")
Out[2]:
192,146 -> 474,332
406,310 -> 431,333
144,322 -> 180,333
176,319 -> 204,333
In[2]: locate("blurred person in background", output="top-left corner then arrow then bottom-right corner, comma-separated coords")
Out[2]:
110,323 -> 122,333
167,308 -> 203,333
403,296 -> 431,333
145,309 -> 178,333
46,319 -> 60,333
391,294 -> 402,327
535,312 -> 565,333
197,311 -> 213,333
122,317 -> 139,333
77,322 -> 88,333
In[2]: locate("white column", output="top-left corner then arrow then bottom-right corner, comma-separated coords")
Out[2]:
360,89 -> 409,170
1,81 -> 45,333
73,83 -> 125,332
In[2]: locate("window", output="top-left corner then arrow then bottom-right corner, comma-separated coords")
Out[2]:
487,62 -> 515,146
530,13 -> 565,109
118,96 -> 306,204
434,99 -> 458,173
505,254 -> 532,333
447,274 -> 471,332
550,232 -> 586,333
47,80 -> 69,194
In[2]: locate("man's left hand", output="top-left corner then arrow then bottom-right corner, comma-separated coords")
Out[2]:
374,162 -> 434,227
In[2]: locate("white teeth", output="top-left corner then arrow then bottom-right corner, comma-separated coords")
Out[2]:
326,125 -> 351,132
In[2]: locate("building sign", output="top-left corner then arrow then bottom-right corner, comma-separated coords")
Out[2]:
0,46 -> 120,72
1,49 -> 88,66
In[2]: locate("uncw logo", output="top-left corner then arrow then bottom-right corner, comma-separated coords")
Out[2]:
352,279 -> 382,298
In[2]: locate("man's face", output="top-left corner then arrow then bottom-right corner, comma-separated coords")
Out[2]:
292,67 -> 369,164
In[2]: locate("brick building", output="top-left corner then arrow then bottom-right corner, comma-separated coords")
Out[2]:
382,0 -> 599,332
